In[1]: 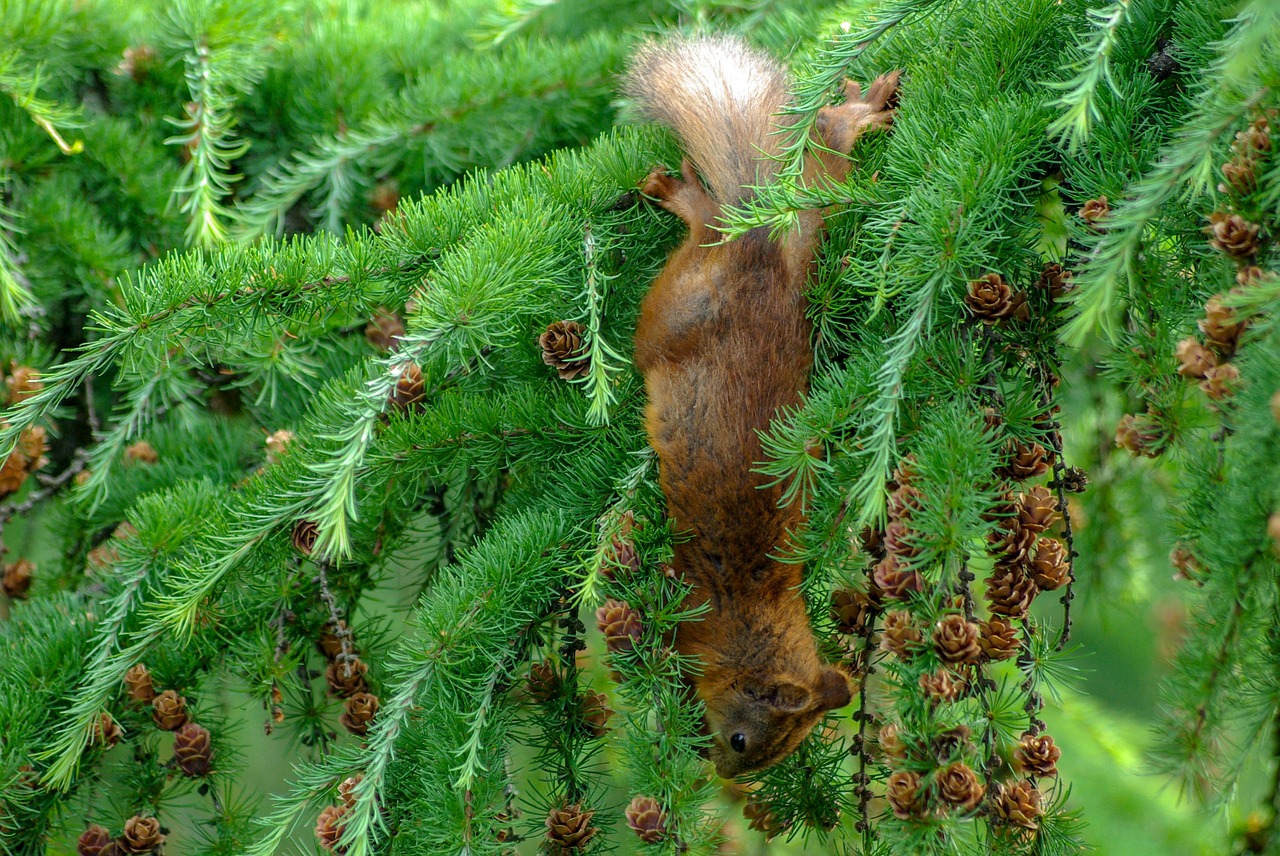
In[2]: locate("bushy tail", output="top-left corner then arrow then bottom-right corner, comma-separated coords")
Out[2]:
623,35 -> 791,205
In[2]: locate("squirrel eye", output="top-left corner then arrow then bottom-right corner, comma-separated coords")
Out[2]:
730,733 -> 746,752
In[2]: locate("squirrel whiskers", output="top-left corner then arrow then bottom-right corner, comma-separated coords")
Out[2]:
625,35 -> 899,777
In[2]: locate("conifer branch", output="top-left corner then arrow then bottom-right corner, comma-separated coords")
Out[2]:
1044,0 -> 1131,153
575,223 -> 624,427
0,184 -> 35,327
0,49 -> 83,156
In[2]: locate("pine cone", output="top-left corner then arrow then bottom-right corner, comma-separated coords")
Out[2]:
832,588 -> 877,635
264,429 -> 294,465
1079,195 -> 1109,228
887,482 -> 924,521
151,690 -> 188,731
580,690 -> 614,738
340,692 -> 380,736
1007,289 -> 1030,323
883,520 -> 922,558
173,721 -> 213,776
625,796 -> 667,844
1018,486 -> 1059,534
1058,465 -> 1089,494
5,365 -> 42,405
92,712 -> 123,748
77,825 -> 118,856
1236,118 -> 1272,155
390,362 -> 426,410
1030,538 -> 1070,590
317,620 -> 352,661
326,658 -> 369,697
1220,159 -> 1256,194
1000,441 -> 1050,481
365,308 -> 405,351
292,519 -> 319,556
1175,337 -> 1218,379
932,615 -> 982,665
2,558 -> 33,599
886,770 -> 926,820
992,780 -> 1042,830
315,804 -> 347,852
1200,363 -> 1241,400
1036,263 -> 1074,299
964,273 -> 1013,323
873,555 -> 924,600
892,454 -> 919,486
1199,297 -> 1246,354
937,762 -> 985,813
0,424 -> 47,497
527,659 -> 561,703
124,664 -> 156,704
860,526 -> 886,560
918,668 -> 967,704
124,441 -> 158,465
1014,733 -> 1061,777
1114,412 -> 1164,457
742,792 -> 788,840
338,775 -> 363,809
931,724 -> 972,764
985,566 -> 1038,619
120,816 -> 164,854
1207,212 -> 1260,258
539,321 -> 589,381
596,599 -> 642,654
1239,266 -> 1269,288
606,537 -> 640,579
545,803 -> 598,852
979,616 -> 1021,661
881,610 -> 924,659
988,517 -> 1036,566
877,722 -> 908,761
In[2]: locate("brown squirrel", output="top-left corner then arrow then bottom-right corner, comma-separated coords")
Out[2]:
624,36 -> 899,777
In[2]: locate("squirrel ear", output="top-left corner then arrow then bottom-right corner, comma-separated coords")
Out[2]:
815,668 -> 852,711
769,682 -> 813,712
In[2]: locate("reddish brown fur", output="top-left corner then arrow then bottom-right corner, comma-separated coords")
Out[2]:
631,41 -> 899,777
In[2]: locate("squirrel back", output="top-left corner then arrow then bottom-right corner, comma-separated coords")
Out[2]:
623,36 -> 791,206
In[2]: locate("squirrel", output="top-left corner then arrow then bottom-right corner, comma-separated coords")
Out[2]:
624,35 -> 899,778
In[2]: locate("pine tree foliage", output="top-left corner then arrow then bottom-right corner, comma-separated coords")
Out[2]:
1,0 -> 1279,854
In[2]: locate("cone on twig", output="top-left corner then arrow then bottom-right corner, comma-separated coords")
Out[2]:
964,273 -> 1013,323
882,610 -> 924,659
340,692 -> 379,736
580,690 -> 614,738
540,321 -> 590,381
2,559 -> 33,599
326,659 -> 369,697
120,816 -> 164,854
315,804 -> 347,852
937,762 -> 985,813
877,722 -> 908,761
545,803 -> 598,853
1199,297 -> 1245,355
985,566 -> 1039,619
77,825 -> 119,856
919,668 -> 967,704
151,690 -> 188,731
526,659 -> 561,703
1114,411 -> 1165,458
292,519 -> 320,556
123,663 -> 156,704
932,615 -> 982,665
1206,212 -> 1260,258
886,771 -> 926,820
992,780 -> 1043,830
831,588 -> 877,635
979,616 -> 1021,661
625,796 -> 667,844
1200,363 -> 1240,401
596,599 -> 642,654
1080,196 -> 1109,228
873,555 -> 924,600
174,721 -> 213,776
1015,733 -> 1061,777
743,792 -> 788,840
1030,538 -> 1071,590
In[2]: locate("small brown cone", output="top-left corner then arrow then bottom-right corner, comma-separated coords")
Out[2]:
743,792 -> 788,840
526,659 -> 561,702
5,365 -> 42,405
992,780 -> 1043,830
1206,212 -> 1260,258
315,804 -> 347,852
545,803 -> 598,853
1018,486 -> 1060,534
988,517 -> 1036,566
1000,441 -> 1050,481
596,599 -> 642,654
937,762 -> 985,813
1036,263 -> 1074,299
831,588 -> 876,635
264,429 -> 294,465
964,273 -> 1013,323
0,425 -> 47,497
77,825 -> 117,856
1080,196 -> 1109,228
979,616 -> 1021,661
873,555 -> 924,600
1015,733 -> 1061,777
365,308 -> 405,351
887,482 -> 923,521
340,692 -> 379,736
883,520 -> 921,558
625,796 -> 667,844
292,519 -> 320,556
92,712 -> 123,749
918,668 -> 967,704
124,664 -> 156,704
124,441 -> 158,465
2,558 -> 33,599
326,659 -> 370,698
390,363 -> 426,411
539,321 -> 590,381
877,722 -> 908,762
985,566 -> 1039,619
151,690 -> 188,731
174,721 -> 213,776
1200,297 -> 1246,354
338,774 -> 363,809
881,609 -> 924,659
1200,363 -> 1240,401
317,620 -> 352,660
1269,513 -> 1280,558
120,815 -> 164,853
1115,412 -> 1164,457
1220,159 -> 1256,194
1030,538 -> 1071,590
932,615 -> 982,665
1175,337 -> 1218,379
931,725 -> 972,764
580,690 -> 614,738
886,770 -> 925,820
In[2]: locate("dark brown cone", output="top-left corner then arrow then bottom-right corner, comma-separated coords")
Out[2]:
1015,733 -> 1061,777
292,519 -> 319,556
124,663 -> 156,704
887,482 -> 924,521
964,273 -> 1013,323
545,803 -> 598,852
860,526 -> 886,560
390,363 -> 426,411
742,792 -> 787,840
1018,486 -> 1060,534
1036,263 -> 1074,299
91,712 -> 123,748
120,816 -> 164,853
527,659 -> 561,702
931,724 -> 972,764
881,610 -> 924,659
580,690 -> 614,738
1058,465 -> 1089,494
883,520 -> 921,558
326,659 -> 370,698
77,825 -> 116,856
317,620 -> 352,660
992,780 -> 1043,829
6,365 -> 42,405
989,517 -> 1036,566
339,774 -> 363,809
1200,297 -> 1246,354
596,599 -> 642,654
1008,289 -> 1030,323
886,770 -> 925,820
1207,212 -> 1260,258
877,722 -> 907,761
625,796 -> 667,844
365,308 -> 405,351
151,690 -> 188,731
985,566 -> 1038,619
2,558 -> 33,599
539,321 -> 590,381
124,441 -> 158,465
932,615 -> 982,665
873,555 -> 924,600
1114,412 -> 1164,458
340,692 -> 379,736
979,616 -> 1021,661
918,668 -> 967,704
315,804 -> 347,852
937,762 -> 985,813
1175,337 -> 1218,379
1080,195 -> 1109,228
1200,363 -> 1240,401
1030,538 -> 1071,590
174,721 -> 213,776
832,588 -> 877,635
1238,118 -> 1272,154
1000,441 -> 1050,481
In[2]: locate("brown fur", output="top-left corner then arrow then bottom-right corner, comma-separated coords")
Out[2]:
628,36 -> 899,778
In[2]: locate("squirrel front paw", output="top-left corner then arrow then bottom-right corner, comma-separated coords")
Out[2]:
641,159 -> 720,230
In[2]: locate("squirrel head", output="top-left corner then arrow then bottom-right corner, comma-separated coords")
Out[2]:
701,666 -> 851,778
